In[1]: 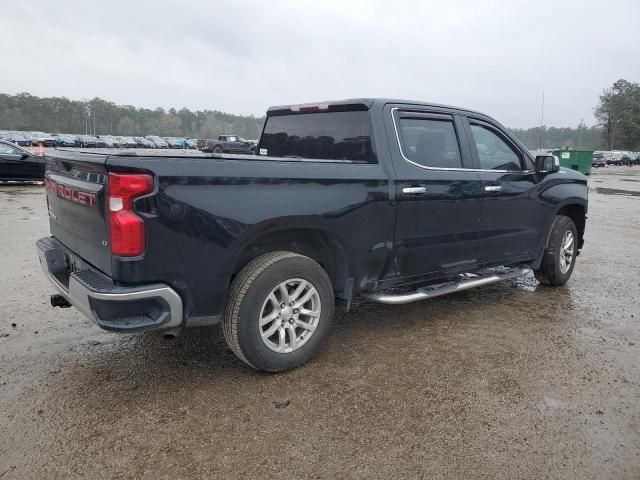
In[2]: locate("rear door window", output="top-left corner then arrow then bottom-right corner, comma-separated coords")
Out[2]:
259,111 -> 375,162
396,116 -> 462,169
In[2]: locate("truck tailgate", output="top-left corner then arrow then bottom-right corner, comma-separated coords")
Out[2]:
44,151 -> 112,276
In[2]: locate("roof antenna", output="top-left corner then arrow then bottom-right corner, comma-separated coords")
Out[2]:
538,90 -> 544,151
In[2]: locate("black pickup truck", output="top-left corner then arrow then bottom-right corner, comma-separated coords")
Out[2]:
37,98 -> 588,372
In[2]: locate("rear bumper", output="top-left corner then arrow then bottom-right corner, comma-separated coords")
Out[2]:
36,237 -> 183,332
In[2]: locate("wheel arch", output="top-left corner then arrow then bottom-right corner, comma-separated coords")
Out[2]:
229,227 -> 351,299
556,203 -> 586,249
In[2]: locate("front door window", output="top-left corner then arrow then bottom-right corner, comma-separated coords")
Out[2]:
469,124 -> 522,171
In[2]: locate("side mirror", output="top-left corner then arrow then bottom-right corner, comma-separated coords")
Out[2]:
535,155 -> 560,174
21,152 -> 31,160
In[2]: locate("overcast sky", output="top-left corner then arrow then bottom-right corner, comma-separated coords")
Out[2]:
3,0 -> 639,127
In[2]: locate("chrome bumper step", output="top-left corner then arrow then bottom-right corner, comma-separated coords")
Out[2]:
363,266 -> 531,305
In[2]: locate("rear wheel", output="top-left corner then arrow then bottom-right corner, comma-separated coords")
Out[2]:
223,251 -> 334,372
534,215 -> 578,286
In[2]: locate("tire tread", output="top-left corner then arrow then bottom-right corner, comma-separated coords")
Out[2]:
534,215 -> 577,287
222,251 -> 298,369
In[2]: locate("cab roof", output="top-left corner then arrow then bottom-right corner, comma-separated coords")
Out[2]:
266,98 -> 488,118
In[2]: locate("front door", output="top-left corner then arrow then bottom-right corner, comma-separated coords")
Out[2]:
463,117 -> 546,265
385,107 -> 484,278
0,144 -> 37,180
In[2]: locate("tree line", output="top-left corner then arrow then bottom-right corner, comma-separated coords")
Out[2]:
1,81 -> 638,149
510,124 -> 606,151
515,79 -> 640,151
594,79 -> 640,151
0,93 -> 265,140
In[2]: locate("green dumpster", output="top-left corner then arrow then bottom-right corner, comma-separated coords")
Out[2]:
552,149 -> 593,175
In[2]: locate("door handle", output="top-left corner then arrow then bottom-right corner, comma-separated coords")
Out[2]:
484,185 -> 503,192
402,186 -> 427,195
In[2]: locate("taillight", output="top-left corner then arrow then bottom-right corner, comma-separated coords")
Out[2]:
290,102 -> 330,112
108,173 -> 153,256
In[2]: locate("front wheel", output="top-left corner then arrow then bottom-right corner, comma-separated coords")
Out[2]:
223,251 -> 334,372
213,146 -> 223,154
534,215 -> 578,286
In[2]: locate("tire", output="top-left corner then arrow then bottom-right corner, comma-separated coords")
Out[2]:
223,251 -> 334,372
213,146 -> 223,154
534,215 -> 578,287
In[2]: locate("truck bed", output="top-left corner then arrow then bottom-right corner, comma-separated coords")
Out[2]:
43,148 -> 394,323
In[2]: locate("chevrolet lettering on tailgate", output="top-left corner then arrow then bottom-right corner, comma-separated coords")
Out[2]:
44,179 -> 96,206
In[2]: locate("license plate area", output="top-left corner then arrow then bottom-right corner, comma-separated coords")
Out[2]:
65,253 -> 89,275
51,252 -> 90,289
67,254 -> 81,274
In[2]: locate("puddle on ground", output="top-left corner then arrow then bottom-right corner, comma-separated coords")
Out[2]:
590,187 -> 640,197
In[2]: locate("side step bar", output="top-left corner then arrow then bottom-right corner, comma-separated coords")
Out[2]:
363,266 -> 531,305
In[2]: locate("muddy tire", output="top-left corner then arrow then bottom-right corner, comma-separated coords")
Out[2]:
534,215 -> 578,287
223,251 -> 334,372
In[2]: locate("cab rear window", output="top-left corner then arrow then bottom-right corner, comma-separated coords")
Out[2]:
259,111 -> 375,163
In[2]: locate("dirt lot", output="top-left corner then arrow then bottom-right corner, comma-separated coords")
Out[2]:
0,167 -> 639,479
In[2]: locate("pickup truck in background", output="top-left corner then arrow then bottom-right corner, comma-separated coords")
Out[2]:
197,134 -> 257,154
37,98 -> 588,372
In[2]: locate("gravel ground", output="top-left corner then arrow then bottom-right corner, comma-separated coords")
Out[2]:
0,167 -> 639,479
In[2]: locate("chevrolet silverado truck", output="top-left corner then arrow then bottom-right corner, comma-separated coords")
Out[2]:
197,135 -> 256,154
37,98 -> 587,372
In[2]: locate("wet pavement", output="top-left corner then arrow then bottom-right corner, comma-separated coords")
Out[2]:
1,167 -> 639,479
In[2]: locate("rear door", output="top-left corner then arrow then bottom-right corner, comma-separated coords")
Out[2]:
44,151 -> 113,275
462,117 -> 545,264
385,106 -> 484,278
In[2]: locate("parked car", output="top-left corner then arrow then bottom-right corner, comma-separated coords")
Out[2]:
635,155 -> 640,165
54,135 -> 78,147
605,152 -> 625,166
78,135 -> 98,147
0,139 -> 45,181
621,154 -> 633,166
95,135 -> 113,148
94,136 -> 111,148
37,98 -> 588,372
592,153 -> 606,168
186,138 -> 198,149
30,132 -> 56,147
98,135 -> 124,148
146,135 -> 169,148
3,133 -> 31,147
117,136 -> 137,148
133,136 -> 155,148
173,137 -> 189,149
198,135 -> 256,154
163,137 -> 184,148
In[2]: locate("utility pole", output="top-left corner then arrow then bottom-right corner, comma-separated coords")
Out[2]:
610,119 -> 616,151
578,117 -> 583,149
